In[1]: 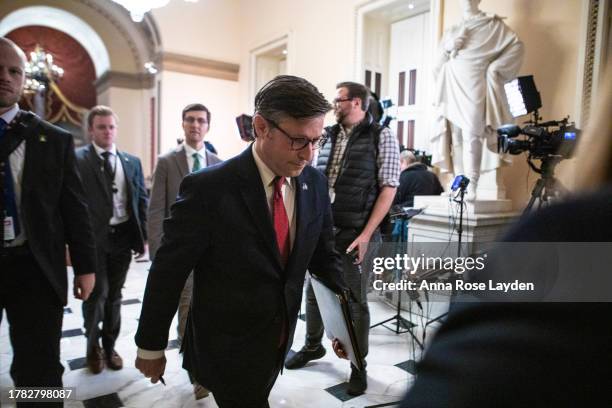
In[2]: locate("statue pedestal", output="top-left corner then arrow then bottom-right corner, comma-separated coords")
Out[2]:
408,195 -> 519,251
371,195 -> 519,317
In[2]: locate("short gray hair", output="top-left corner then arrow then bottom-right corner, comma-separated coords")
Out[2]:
400,150 -> 417,165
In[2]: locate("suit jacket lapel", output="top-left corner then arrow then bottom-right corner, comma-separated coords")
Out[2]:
236,145 -> 283,271
205,150 -> 218,167
286,171 -> 310,272
87,144 -> 112,202
15,112 -> 34,192
174,145 -> 189,177
117,151 -> 134,199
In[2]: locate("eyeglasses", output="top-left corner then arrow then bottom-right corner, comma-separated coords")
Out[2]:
265,117 -> 324,151
183,117 -> 208,125
332,97 -> 353,105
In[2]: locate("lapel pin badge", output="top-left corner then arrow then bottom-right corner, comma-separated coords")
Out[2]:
302,183 -> 308,190
39,134 -> 47,142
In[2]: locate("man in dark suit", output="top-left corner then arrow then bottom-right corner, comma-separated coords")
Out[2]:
0,37 -> 96,394
76,105 -> 148,374
135,75 -> 348,407
148,103 -> 222,399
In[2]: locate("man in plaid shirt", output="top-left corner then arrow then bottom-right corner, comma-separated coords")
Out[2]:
285,81 -> 400,395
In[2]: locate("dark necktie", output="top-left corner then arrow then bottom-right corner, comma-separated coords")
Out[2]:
192,152 -> 201,172
0,118 -> 21,240
191,153 -> 202,173
273,176 -> 290,267
101,151 -> 114,191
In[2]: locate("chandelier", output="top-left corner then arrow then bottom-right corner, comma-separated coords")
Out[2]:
111,0 -> 199,23
24,45 -> 64,93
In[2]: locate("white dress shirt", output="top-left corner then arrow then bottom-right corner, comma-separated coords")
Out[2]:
2,104 -> 26,247
92,142 -> 129,225
252,145 -> 296,248
184,143 -> 208,172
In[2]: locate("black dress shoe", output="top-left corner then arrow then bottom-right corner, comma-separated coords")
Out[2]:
347,365 -> 367,396
284,346 -> 326,369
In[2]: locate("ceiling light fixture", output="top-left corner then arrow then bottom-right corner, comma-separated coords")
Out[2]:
111,0 -> 199,23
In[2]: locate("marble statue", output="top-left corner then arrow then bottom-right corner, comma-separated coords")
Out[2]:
431,0 -> 524,198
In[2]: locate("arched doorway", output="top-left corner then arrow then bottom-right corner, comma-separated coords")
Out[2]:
6,25 -> 97,146
0,2 -> 159,173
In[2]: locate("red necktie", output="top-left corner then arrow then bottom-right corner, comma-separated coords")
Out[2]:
273,176 -> 291,267
273,177 -> 290,347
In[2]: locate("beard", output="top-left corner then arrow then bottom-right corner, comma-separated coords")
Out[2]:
334,109 -> 347,124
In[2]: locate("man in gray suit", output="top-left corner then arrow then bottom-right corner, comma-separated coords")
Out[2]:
147,103 -> 221,399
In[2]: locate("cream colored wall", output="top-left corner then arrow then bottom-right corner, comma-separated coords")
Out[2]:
158,71 -> 242,161
147,0 -> 587,208
443,0 -> 586,208
97,87 -> 153,177
237,0 -> 361,119
231,0 -> 586,209
152,0 -> 241,63
1,0 -> 588,205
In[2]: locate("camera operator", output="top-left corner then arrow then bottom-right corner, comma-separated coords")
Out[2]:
393,150 -> 444,207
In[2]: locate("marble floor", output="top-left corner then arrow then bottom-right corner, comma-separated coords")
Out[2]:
0,260 -> 448,408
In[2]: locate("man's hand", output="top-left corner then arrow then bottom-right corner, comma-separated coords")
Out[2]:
73,273 -> 95,300
135,356 -> 167,384
346,231 -> 372,265
332,339 -> 349,360
134,243 -> 148,261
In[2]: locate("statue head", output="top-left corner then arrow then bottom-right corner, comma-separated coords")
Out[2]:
459,0 -> 482,17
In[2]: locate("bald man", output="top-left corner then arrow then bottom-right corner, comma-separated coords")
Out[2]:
0,37 -> 96,394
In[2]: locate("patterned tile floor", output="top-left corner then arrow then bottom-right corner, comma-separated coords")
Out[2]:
0,260 -> 447,407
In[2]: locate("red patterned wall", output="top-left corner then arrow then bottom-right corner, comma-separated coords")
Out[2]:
7,26 -> 97,110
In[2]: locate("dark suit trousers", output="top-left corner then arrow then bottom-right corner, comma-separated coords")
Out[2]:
211,348 -> 281,408
0,253 -> 64,407
82,222 -> 133,353
305,230 -> 381,360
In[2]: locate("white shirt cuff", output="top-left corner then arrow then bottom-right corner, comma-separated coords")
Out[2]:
137,348 -> 165,359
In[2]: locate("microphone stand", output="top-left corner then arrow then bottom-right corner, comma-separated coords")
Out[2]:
425,185 -> 467,328
370,208 -> 425,369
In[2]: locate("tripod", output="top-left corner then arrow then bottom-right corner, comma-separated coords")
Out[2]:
370,209 -> 423,350
524,156 -> 565,214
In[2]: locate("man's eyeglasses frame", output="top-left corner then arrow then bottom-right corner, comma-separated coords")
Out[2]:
264,117 -> 325,151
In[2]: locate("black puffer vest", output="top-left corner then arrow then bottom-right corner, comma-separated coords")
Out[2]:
317,114 -> 382,230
